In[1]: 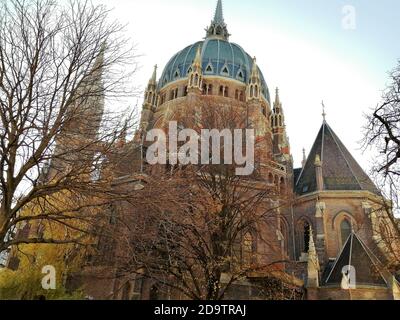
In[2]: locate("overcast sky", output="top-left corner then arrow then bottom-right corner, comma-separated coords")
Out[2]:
94,0 -> 400,170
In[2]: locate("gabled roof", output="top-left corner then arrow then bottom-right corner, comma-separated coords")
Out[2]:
323,233 -> 387,287
295,121 -> 380,195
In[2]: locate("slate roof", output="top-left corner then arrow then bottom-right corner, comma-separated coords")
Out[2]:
322,233 -> 388,287
295,121 -> 380,195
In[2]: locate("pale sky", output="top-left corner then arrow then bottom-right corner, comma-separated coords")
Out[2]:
94,0 -> 400,170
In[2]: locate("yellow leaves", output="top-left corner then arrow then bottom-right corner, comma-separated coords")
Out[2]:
0,243 -> 85,299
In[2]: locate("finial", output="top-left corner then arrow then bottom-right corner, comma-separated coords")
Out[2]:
308,225 -> 318,262
322,100 -> 326,122
309,226 -> 314,243
315,154 -> 322,166
150,64 -> 157,84
251,57 -> 259,76
274,87 -> 281,103
193,45 -> 202,67
302,148 -> 307,168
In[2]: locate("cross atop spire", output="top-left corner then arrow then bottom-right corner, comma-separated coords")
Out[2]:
206,0 -> 230,41
322,100 -> 327,122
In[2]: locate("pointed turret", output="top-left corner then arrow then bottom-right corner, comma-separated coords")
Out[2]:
247,57 -> 262,101
143,65 -> 158,110
149,64 -> 157,86
271,88 -> 284,127
307,227 -> 320,288
206,1 -> 230,40
270,88 -> 290,157
187,45 -> 203,93
193,45 -> 202,69
140,65 -> 158,132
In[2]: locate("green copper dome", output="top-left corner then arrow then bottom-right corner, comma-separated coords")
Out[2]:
157,1 -> 271,103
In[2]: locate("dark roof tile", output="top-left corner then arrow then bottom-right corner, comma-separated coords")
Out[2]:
295,122 -> 380,195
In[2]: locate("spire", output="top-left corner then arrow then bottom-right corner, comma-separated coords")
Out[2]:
322,100 -> 327,122
273,87 -> 282,112
275,87 -> 280,105
213,0 -> 224,24
143,64 -> 158,110
149,65 -> 157,85
193,45 -> 202,68
81,42 -> 106,90
206,0 -> 230,40
187,45 -> 203,93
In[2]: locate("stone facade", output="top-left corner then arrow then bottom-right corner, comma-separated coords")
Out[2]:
76,1 -> 400,300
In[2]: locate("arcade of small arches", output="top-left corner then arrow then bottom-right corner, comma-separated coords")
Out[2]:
267,172 -> 287,194
153,79 -> 268,111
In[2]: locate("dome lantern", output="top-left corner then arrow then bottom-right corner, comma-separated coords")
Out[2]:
205,0 -> 230,41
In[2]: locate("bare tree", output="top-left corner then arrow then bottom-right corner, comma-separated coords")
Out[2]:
364,60 -> 400,271
0,0 -> 137,256
111,99 -> 299,300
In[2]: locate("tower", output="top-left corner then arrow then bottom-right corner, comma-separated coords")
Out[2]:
270,88 -> 290,159
46,46 -> 106,181
140,65 -> 158,132
246,57 -> 262,102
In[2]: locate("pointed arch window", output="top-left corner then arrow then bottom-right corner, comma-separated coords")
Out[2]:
236,69 -> 244,81
221,65 -> 230,76
296,219 -> 311,259
187,67 -> 193,74
173,69 -> 180,80
340,219 -> 352,247
303,222 -> 310,253
205,62 -> 214,74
